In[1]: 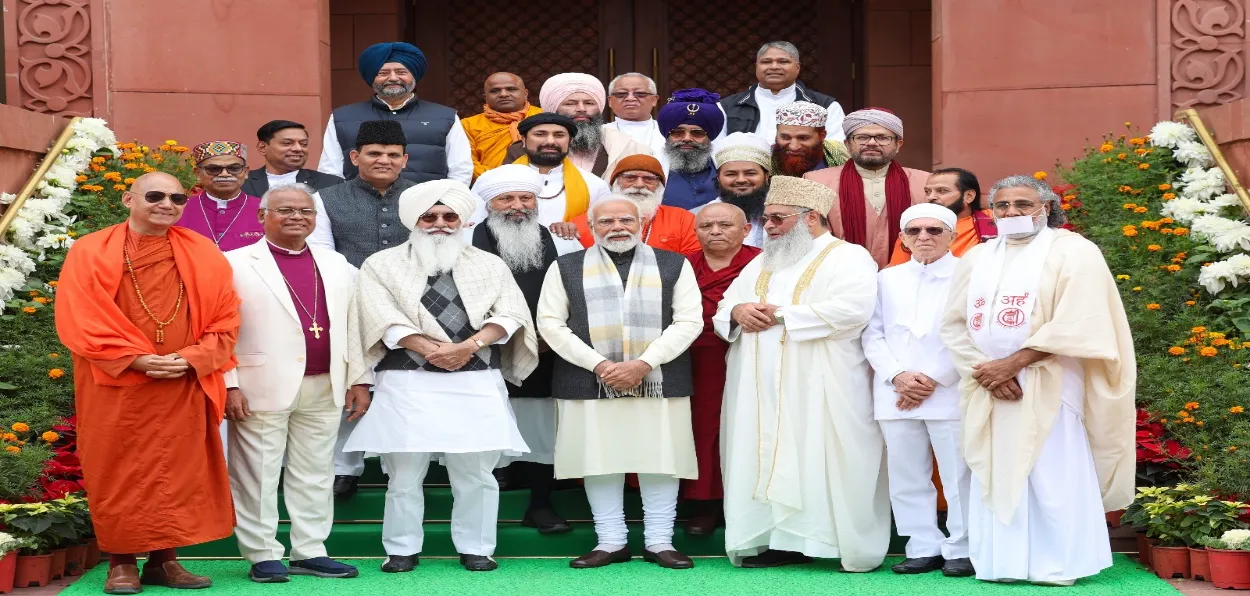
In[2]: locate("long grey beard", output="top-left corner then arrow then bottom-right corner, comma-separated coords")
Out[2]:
615,186 -> 662,219
761,223 -> 814,272
664,141 -> 713,173
485,210 -> 546,272
569,113 -> 606,155
409,228 -> 467,274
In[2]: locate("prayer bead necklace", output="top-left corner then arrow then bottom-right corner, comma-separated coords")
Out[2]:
123,245 -> 184,344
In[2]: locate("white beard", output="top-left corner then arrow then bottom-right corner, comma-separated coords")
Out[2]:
612,184 -> 664,219
485,210 -> 545,272
596,231 -> 640,253
409,227 -> 467,274
761,223 -> 814,272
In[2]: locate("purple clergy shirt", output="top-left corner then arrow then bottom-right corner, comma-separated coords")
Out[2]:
177,192 -> 266,252
268,242 -> 331,376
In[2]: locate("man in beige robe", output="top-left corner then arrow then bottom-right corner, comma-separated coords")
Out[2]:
940,175 -> 1135,586
804,108 -> 927,268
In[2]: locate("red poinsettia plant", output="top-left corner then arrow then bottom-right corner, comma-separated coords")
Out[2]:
38,415 -> 85,501
1136,408 -> 1189,485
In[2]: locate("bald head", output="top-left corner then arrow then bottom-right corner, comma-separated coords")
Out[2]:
123,172 -> 187,236
695,201 -> 751,256
484,72 -> 528,113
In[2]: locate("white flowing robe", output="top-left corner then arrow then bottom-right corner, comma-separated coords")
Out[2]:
713,233 -> 890,570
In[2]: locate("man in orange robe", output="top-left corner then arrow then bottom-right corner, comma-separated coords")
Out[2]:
887,168 -> 997,267
56,172 -> 241,594
571,154 -> 700,254
461,72 -> 542,181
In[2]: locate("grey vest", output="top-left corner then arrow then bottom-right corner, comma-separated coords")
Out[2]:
551,248 -> 694,400
318,177 -> 416,268
332,96 -> 456,183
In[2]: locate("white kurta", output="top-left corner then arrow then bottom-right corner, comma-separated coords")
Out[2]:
343,320 -> 529,456
713,233 -> 890,570
604,119 -> 668,170
535,258 -> 703,479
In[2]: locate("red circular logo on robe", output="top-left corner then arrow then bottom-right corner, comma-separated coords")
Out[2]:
997,308 -> 1026,328
970,313 -> 983,331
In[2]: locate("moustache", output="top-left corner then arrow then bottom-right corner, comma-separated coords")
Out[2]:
421,226 -> 455,234
212,177 -> 236,183
537,144 -> 561,152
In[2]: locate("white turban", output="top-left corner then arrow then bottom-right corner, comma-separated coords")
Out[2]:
398,179 -> 476,231
899,203 -> 957,232
471,164 -> 542,205
713,132 -> 772,172
843,107 -> 904,139
539,73 -> 606,113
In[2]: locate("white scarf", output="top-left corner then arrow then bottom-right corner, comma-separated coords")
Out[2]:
966,227 -> 1056,360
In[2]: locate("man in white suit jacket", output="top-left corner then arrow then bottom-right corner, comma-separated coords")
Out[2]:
224,183 -> 369,583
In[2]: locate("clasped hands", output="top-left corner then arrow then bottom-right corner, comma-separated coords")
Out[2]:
131,353 -> 191,379
892,372 -> 937,411
401,335 -> 478,372
593,359 -> 653,392
971,355 -> 1025,401
731,302 -> 781,333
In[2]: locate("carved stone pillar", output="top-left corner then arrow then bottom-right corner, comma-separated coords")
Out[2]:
1161,0 -> 1249,114
3,0 -> 97,117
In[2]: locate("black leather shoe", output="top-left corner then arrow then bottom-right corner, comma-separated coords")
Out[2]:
493,468 -> 511,491
522,507 -> 573,534
380,555 -> 418,573
569,548 -> 631,569
941,557 -> 975,577
740,549 -> 812,568
892,556 -> 945,574
643,548 -> 694,569
459,554 -> 498,571
333,475 -> 359,501
684,512 -> 717,537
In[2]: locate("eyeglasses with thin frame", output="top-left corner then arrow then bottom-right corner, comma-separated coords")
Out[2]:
140,190 -> 189,205
593,216 -> 639,228
763,210 -> 810,226
267,207 -> 317,218
200,163 -> 246,176
991,200 -> 1044,212
617,173 -> 661,185
903,226 -> 949,236
419,212 -> 460,224
611,91 -> 655,99
849,134 -> 898,145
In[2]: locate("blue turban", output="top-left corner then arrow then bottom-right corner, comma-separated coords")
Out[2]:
357,42 -> 427,84
658,88 -> 724,140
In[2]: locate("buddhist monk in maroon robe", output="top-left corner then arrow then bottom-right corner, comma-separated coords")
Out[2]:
56,172 -> 240,594
682,202 -> 761,536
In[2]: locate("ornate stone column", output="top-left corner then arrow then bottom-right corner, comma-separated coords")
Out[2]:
1160,0 -> 1249,114
2,0 -> 103,117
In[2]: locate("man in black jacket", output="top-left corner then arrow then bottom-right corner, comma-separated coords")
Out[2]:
719,41 -> 846,145
241,120 -> 344,197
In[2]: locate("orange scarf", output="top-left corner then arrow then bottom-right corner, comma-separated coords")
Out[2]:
483,102 -> 533,142
512,155 -> 591,221
55,223 -> 241,421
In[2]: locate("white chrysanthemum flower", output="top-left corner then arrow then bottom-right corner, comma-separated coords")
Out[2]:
1190,215 -> 1250,252
0,193 -> 14,205
0,268 -> 26,303
7,219 -> 37,248
1178,167 -> 1227,201
1174,140 -> 1215,169
1149,121 -> 1197,148
75,118 -> 118,146
0,245 -> 36,273
35,231 -> 74,251
1161,197 -> 1211,223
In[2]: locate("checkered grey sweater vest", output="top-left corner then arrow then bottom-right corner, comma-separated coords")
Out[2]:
375,272 -> 501,373
318,177 -> 416,268
551,248 -> 694,400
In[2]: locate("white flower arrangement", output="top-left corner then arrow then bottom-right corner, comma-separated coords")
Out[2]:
1222,528 -> 1250,549
0,118 -> 117,308
0,531 -> 19,556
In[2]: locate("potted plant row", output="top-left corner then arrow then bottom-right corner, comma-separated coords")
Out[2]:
1202,530 -> 1250,589
0,494 -> 94,588
0,532 -> 21,594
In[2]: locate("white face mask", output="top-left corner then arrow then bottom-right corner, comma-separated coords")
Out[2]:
995,207 -> 1046,238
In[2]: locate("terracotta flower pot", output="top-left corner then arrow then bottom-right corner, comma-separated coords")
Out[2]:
65,543 -> 88,577
0,551 -> 16,594
13,554 -> 52,588
1137,532 -> 1154,568
48,548 -> 66,580
1209,548 -> 1250,590
1153,545 -> 1191,579
1190,546 -> 1211,582
84,538 -> 100,570
1105,510 -> 1124,527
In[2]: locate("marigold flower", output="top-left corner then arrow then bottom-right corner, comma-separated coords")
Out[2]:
1147,244 -> 1162,251
4,446 -> 19,454
1169,347 -> 1187,356
0,433 -> 16,442
41,431 -> 59,442
1061,203 -> 1072,211
1186,300 -> 1196,306
1116,274 -> 1130,280
1229,446 -> 1239,452
1063,194 -> 1076,201
172,146 -> 189,153
1163,192 -> 1177,200
91,156 -> 105,164
46,280 -> 56,287
1123,203 -> 1137,209
103,172 -> 122,182
1146,303 -> 1161,310
33,296 -> 49,304
1212,332 -> 1226,339
1118,185 -> 1133,193
11,423 -> 29,433
1099,143 -> 1115,153
48,368 -> 64,379
165,139 -> 177,146
123,177 -> 136,184
1159,183 -> 1172,191
1231,406 -> 1245,414
1124,228 -> 1139,237
123,163 -> 140,170
1200,347 -> 1219,357
1185,402 -> 1201,410
1197,421 -> 1205,426
141,165 -> 156,173
1134,148 -> 1148,156
48,353 -> 58,358
89,164 -> 104,172
74,175 -> 88,183
1118,153 -> 1128,160
1174,227 -> 1189,235
21,307 -> 36,314
1166,264 -> 1182,272
1133,286 -> 1143,292
1134,206 -> 1149,213
1033,171 -> 1048,180
113,184 -> 126,191
1139,163 -> 1151,170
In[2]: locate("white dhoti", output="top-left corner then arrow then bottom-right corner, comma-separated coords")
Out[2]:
228,374 -> 340,563
878,419 -> 970,559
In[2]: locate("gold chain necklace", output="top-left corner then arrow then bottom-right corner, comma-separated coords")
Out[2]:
276,252 -> 324,339
123,245 -> 184,344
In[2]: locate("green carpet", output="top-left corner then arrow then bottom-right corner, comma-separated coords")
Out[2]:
60,555 -> 1176,595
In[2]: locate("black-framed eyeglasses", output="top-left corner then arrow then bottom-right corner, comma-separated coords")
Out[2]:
267,207 -> 317,217
201,163 -> 246,176
140,191 -> 189,205
903,226 -> 948,236
763,210 -> 810,226
611,91 -> 655,99
849,134 -> 898,145
420,212 -> 460,224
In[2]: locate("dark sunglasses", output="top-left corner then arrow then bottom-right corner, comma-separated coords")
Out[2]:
903,226 -> 948,236
419,212 -> 460,224
141,191 -> 189,205
201,164 -> 246,176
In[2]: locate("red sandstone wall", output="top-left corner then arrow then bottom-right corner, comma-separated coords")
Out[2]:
0,104 -> 65,195
865,0 -> 933,170
1195,99 -> 1250,188
329,0 -> 403,109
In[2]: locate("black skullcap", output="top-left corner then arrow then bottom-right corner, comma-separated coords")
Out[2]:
517,112 -> 576,137
354,120 -> 408,150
